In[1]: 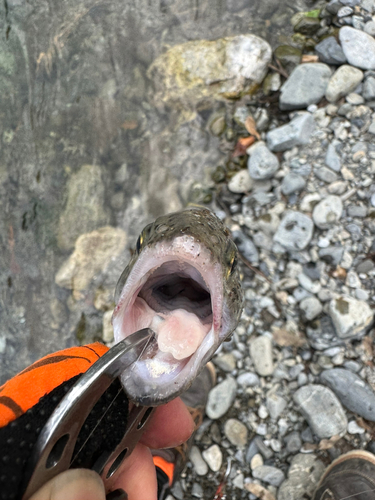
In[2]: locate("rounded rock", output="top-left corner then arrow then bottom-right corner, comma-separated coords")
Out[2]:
315,36 -> 347,65
312,195 -> 343,230
325,65 -> 364,103
252,465 -> 285,487
224,419 -> 248,447
190,446 -> 208,476
321,368 -> 375,422
273,211 -> 314,251
279,63 -> 331,111
300,296 -> 323,321
328,295 -> 374,339
228,169 -> 253,193
206,376 -> 237,419
281,173 -> 306,195
202,445 -> 222,472
250,336 -> 274,376
248,144 -> 279,180
339,26 -> 375,70
293,384 -> 347,438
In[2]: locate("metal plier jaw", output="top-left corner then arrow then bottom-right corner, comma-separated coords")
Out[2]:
22,329 -> 156,500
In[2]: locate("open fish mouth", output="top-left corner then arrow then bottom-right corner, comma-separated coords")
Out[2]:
112,234 -> 224,406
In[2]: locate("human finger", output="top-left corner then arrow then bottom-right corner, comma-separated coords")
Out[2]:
29,469 -> 105,500
140,397 -> 194,449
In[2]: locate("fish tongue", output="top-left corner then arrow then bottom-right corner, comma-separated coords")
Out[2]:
154,309 -> 208,360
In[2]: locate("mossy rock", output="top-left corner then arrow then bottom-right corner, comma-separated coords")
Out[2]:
274,45 -> 302,73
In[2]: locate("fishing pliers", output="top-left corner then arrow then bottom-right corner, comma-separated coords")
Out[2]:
0,329 -> 156,500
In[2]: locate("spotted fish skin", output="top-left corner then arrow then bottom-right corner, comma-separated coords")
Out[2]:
113,207 -> 243,405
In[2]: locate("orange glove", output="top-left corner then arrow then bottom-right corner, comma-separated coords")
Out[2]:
0,343 -> 133,500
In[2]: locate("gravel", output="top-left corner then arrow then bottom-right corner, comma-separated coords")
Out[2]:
136,5 -> 375,497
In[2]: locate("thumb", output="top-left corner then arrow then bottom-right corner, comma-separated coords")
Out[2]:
29,469 -> 106,500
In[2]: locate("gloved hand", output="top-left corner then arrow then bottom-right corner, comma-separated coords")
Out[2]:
0,343 -> 194,500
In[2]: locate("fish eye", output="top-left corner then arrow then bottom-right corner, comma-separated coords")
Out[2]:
136,234 -> 143,253
229,254 -> 238,276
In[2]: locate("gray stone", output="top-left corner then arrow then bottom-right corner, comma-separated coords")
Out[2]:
214,353 -> 236,372
364,20 -> 375,36
321,368 -> 375,421
232,230 -> 259,265
347,204 -> 367,217
228,169 -> 253,193
315,37 -> 347,65
314,166 -> 338,183
278,454 -> 325,500
328,296 -> 374,339
202,445 -> 222,472
279,64 -> 331,110
346,92 -> 364,105
274,211 -> 314,251
237,372 -> 260,387
252,465 -> 285,487
224,419 -> 248,447
362,0 -> 375,12
356,259 -> 375,274
266,393 -> 287,420
267,112 -> 315,152
340,0 -> 360,5
326,65 -> 364,102
284,431 -> 302,453
190,446 -> 208,476
363,76 -> 375,101
57,164 -> 111,250
206,377 -> 237,419
281,173 -> 306,195
312,195 -> 343,230
247,144 -> 279,180
319,246 -> 344,266
232,473 -> 244,489
250,336 -> 274,376
339,27 -> 375,70
191,483 -> 203,498
325,142 -> 341,172
300,297 -> 323,321
293,384 -> 347,438
338,6 -> 353,17
326,0 -> 342,14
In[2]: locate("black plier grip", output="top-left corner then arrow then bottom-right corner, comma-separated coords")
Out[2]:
22,329 -> 155,500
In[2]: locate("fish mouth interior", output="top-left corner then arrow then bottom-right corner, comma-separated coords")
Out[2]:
138,261 -> 213,324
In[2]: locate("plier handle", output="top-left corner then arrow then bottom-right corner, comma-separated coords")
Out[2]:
22,328 -> 156,499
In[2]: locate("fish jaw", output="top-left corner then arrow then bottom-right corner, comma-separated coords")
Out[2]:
112,234 -> 226,405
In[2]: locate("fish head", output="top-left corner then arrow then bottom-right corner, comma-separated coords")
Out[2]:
112,207 -> 243,405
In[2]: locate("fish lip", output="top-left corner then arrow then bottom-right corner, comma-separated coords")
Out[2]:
113,235 -> 224,338
111,235 -> 225,403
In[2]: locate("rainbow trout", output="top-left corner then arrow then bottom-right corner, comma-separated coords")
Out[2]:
113,207 -> 243,405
